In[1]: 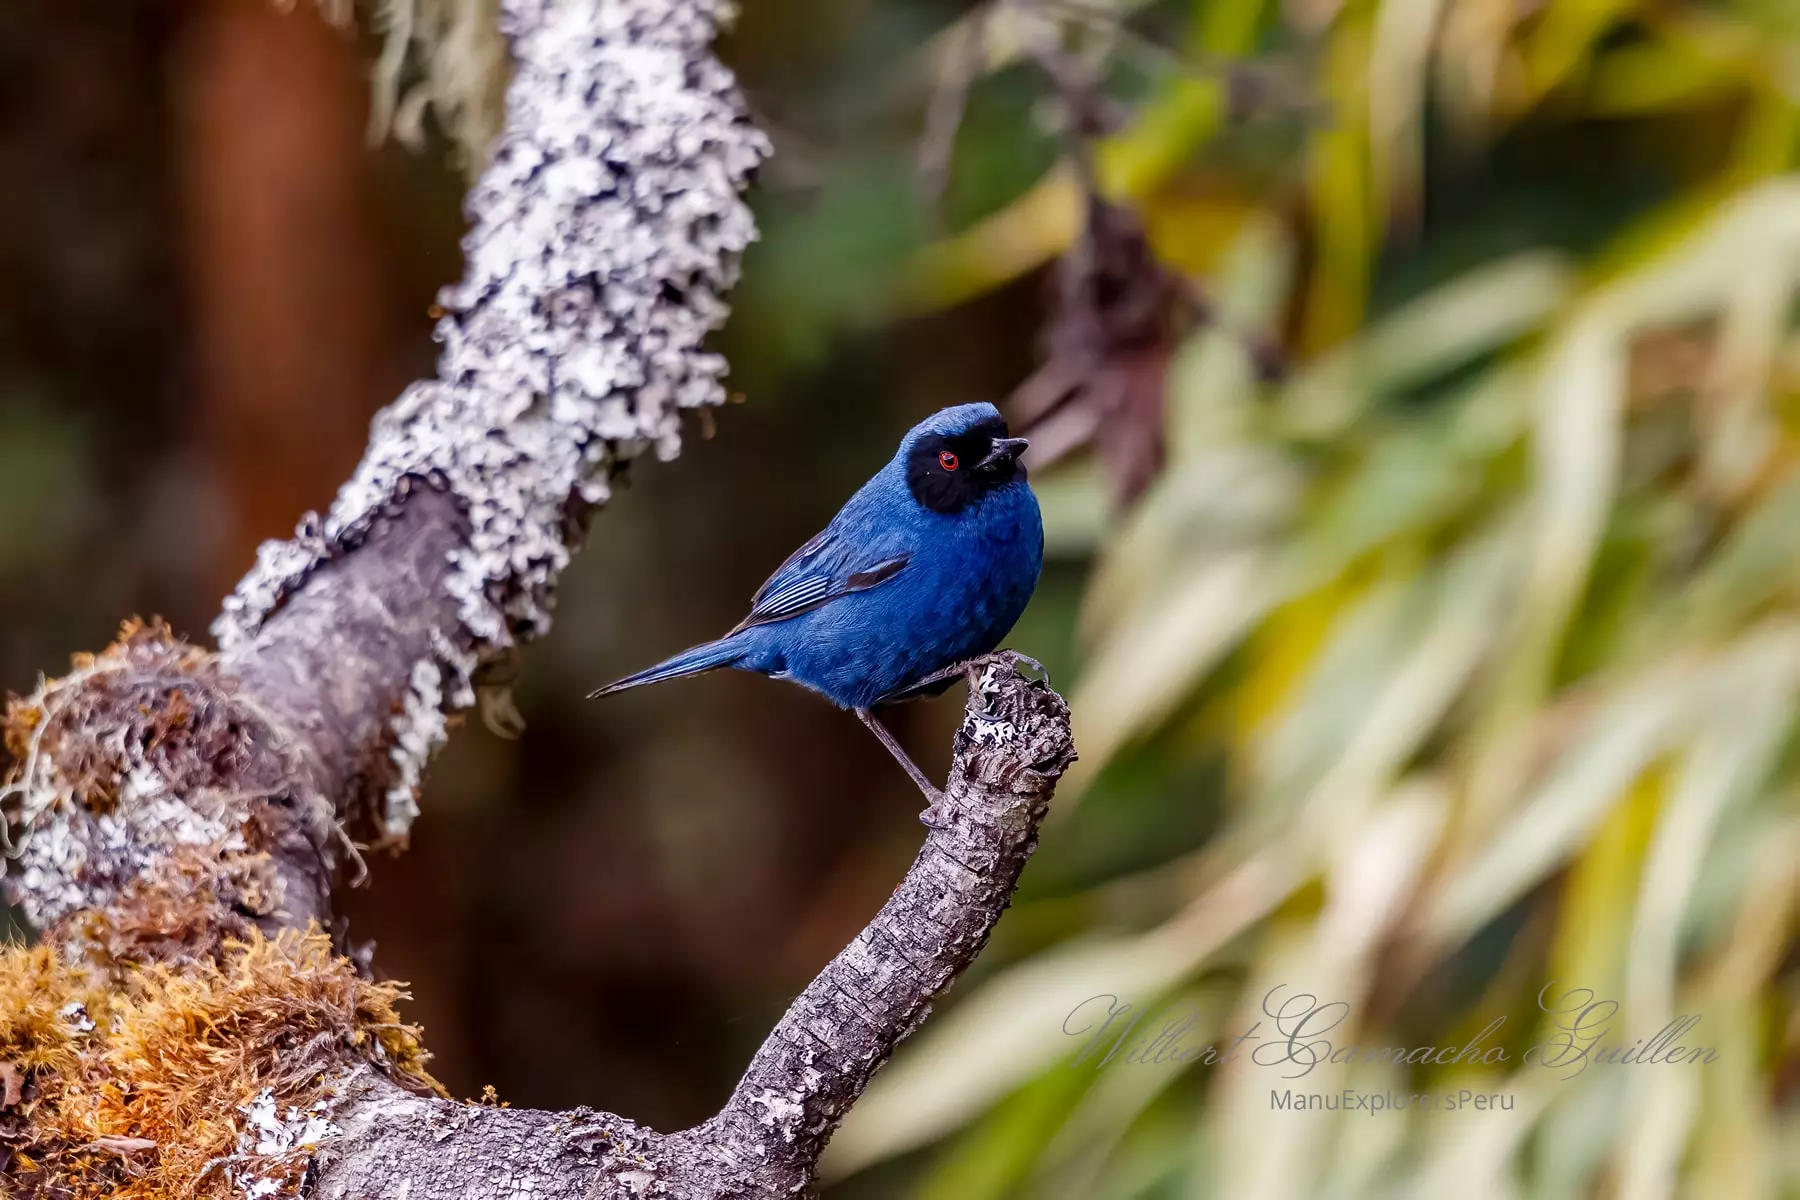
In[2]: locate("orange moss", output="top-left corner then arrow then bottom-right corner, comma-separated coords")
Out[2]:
0,928 -> 441,1199
2,702 -> 39,765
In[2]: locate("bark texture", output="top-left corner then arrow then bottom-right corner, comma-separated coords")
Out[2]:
0,1 -> 1078,1197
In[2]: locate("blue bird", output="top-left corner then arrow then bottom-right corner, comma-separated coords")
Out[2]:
589,402 -> 1044,809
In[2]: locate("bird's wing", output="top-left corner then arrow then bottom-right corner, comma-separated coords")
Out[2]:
731,527 -> 911,633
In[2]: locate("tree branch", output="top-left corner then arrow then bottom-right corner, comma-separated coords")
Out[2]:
0,1 -> 1076,1196
306,667 -> 1072,1199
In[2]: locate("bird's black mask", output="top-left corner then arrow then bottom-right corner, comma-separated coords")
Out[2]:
905,416 -> 1030,515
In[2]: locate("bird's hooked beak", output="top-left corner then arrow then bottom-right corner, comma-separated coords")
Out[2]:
977,436 -> 1030,474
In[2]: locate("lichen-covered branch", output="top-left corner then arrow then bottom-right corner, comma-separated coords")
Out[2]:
309,669 -> 1073,1199
0,1 -> 1077,1197
217,0 -> 770,846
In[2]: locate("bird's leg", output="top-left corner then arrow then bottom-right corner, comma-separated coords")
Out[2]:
854,707 -> 947,826
907,649 -> 1051,694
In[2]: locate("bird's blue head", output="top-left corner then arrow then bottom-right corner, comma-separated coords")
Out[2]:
897,403 -> 1031,515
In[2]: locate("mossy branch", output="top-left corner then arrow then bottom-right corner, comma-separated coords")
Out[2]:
1,647 -> 1071,1198
0,0 -> 1076,1196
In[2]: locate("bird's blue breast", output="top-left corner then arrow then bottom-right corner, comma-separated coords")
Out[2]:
732,468 -> 1043,710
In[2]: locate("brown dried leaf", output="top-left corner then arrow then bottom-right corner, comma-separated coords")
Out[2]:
1006,41 -> 1286,505
1010,193 -> 1187,504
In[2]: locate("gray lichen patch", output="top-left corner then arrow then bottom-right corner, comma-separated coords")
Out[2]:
382,656 -> 451,838
1,622 -> 303,933
213,0 -> 768,690
379,628 -> 481,843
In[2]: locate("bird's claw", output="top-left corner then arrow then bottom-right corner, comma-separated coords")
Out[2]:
995,649 -> 1050,685
910,649 -> 1051,694
959,649 -> 1050,689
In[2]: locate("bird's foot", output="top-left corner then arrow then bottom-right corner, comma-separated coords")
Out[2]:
910,649 -> 1051,693
997,649 -> 1050,684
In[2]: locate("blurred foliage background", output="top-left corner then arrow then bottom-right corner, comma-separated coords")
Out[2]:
3,0 -> 1799,1196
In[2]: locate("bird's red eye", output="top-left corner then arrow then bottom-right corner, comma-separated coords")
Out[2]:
939,450 -> 959,471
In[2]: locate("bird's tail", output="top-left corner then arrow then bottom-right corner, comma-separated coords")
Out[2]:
586,636 -> 745,700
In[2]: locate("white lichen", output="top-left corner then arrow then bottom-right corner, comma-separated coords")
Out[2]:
383,657 -> 450,838
242,1089 -> 339,1156
798,1044 -> 822,1090
747,1089 -> 804,1142
616,1169 -> 657,1194
373,630 -> 484,840
12,787 -> 239,930
961,663 -> 1020,746
235,1087 -> 341,1198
